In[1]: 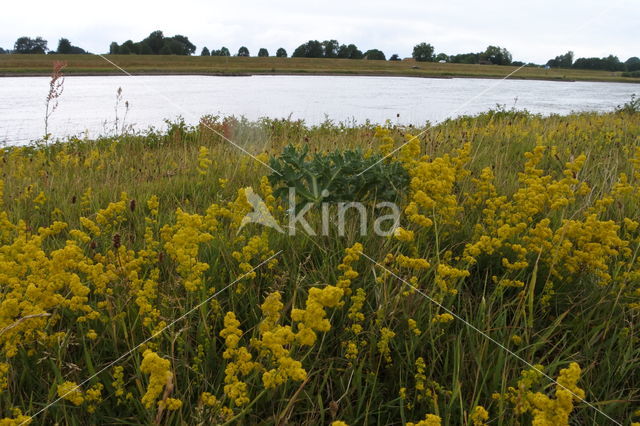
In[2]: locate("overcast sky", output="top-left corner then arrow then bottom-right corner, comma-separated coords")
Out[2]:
1,0 -> 638,63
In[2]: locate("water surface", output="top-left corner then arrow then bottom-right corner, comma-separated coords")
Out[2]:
0,75 -> 637,145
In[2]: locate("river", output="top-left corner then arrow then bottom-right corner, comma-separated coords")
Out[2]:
0,75 -> 637,145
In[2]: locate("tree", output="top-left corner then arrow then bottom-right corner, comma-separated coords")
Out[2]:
337,44 -> 363,59
14,36 -> 48,54
138,42 -> 152,55
172,35 -> 196,55
219,47 -> 230,56
450,52 -> 479,64
57,38 -> 72,54
201,47 -> 210,56
119,44 -> 131,55
604,55 -> 624,71
160,44 -> 172,55
237,46 -> 250,57
276,48 -> 287,58
364,49 -> 386,60
412,43 -> 435,62
435,53 -> 449,62
389,54 -> 401,61
573,55 -> 624,71
258,48 -> 269,57
56,38 -> 86,54
109,42 -> 119,54
144,30 -> 165,54
482,46 -> 512,65
626,57 -> 640,72
546,51 -> 573,68
0,48 -> 5,54
292,40 -> 324,58
322,40 -> 339,58
121,40 -> 136,54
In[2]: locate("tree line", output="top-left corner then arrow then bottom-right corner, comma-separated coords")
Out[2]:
545,51 -> 640,74
109,31 -> 196,55
2,33 -> 639,75
1,37 -> 87,54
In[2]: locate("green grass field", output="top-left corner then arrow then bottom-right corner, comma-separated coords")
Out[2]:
1,54 -> 640,83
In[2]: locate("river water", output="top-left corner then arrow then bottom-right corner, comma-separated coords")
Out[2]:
0,75 -> 637,145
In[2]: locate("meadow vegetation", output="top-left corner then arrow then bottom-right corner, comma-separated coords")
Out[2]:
0,107 -> 640,425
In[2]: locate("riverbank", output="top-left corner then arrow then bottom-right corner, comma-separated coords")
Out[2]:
2,54 -> 640,83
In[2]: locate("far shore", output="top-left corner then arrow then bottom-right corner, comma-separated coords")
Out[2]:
1,54 -> 639,84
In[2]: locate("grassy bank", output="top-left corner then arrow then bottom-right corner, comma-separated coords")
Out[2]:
2,54 -> 640,83
1,109 -> 640,425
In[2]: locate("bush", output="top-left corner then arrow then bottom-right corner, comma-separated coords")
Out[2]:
268,144 -> 408,208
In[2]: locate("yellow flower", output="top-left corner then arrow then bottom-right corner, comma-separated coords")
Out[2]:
377,327 -> 395,363
159,397 -> 182,410
470,405 -> 489,425
431,313 -> 454,324
220,312 -> 257,406
197,146 -> 212,175
140,350 -> 172,409
393,227 -> 415,242
57,381 -> 84,406
408,318 -> 422,335
407,414 -> 442,426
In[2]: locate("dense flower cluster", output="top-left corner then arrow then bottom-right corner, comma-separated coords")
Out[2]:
140,350 -> 173,409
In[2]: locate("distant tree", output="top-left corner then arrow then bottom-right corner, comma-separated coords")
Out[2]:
201,47 -> 210,56
412,43 -> 435,62
14,36 -> 48,54
172,35 -> 196,55
604,55 -> 625,71
337,44 -> 363,59
293,40 -> 324,58
364,49 -> 386,60
450,52 -> 479,64
163,39 -> 185,55
115,31 -> 194,56
56,38 -> 86,54
0,48 -> 5,54
258,48 -> 269,57
573,55 -> 624,71
546,51 -> 573,68
482,46 -> 512,65
237,46 -> 250,57
122,40 -> 136,54
435,53 -> 449,62
144,30 -> 165,54
57,38 -> 72,54
626,57 -> 640,72
512,61 -> 525,66
276,47 -> 287,58
219,47 -> 230,56
389,54 -> 401,61
322,40 -> 339,58
138,42 -> 152,55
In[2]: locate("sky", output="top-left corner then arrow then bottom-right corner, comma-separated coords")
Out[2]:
0,0 -> 638,64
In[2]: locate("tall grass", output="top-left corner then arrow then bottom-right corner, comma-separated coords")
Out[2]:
0,109 -> 638,425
